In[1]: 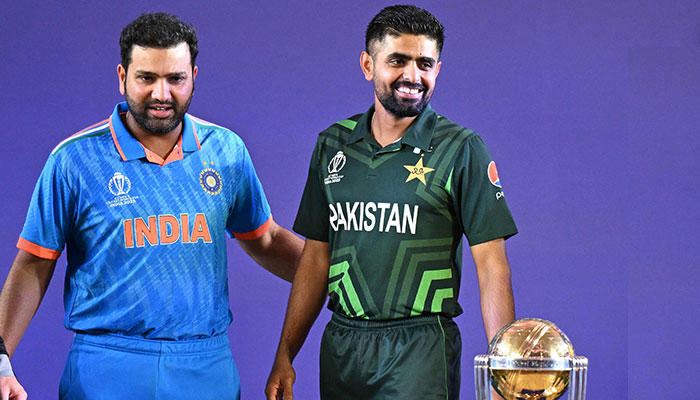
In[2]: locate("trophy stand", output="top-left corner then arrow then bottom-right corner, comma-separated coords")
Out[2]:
474,355 -> 588,399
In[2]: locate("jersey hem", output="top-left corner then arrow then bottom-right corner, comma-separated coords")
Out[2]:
466,229 -> 518,247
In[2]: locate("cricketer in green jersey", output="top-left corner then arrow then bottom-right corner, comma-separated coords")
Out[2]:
267,5 -> 517,400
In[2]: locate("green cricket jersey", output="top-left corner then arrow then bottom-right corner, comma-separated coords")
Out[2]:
294,104 -> 517,320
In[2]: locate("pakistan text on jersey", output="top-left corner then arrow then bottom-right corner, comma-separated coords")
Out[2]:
329,202 -> 419,234
123,213 -> 212,248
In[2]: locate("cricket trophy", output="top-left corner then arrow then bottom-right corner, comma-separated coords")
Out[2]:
474,318 -> 588,400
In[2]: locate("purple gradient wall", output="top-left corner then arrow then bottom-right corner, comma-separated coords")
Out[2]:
1,1 -> 697,399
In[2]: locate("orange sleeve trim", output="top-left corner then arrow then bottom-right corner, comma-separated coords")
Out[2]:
17,238 -> 61,260
233,216 -> 273,240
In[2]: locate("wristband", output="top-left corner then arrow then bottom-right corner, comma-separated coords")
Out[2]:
0,355 -> 14,377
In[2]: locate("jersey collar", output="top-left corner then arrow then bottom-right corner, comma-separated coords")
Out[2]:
109,101 -> 202,162
347,104 -> 438,152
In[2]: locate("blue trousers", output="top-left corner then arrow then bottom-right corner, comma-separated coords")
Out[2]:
59,333 -> 240,400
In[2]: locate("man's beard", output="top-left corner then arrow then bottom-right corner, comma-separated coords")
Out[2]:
124,87 -> 193,135
374,79 -> 433,118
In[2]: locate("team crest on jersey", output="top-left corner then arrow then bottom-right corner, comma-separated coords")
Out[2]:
403,155 -> 434,185
324,151 -> 346,185
106,172 -> 139,207
199,168 -> 223,195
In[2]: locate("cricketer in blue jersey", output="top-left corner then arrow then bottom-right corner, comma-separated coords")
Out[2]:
0,12 -> 303,400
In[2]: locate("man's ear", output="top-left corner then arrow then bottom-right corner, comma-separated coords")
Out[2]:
117,64 -> 127,95
360,51 -> 374,82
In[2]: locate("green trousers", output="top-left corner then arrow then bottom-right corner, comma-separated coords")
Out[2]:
320,313 -> 461,400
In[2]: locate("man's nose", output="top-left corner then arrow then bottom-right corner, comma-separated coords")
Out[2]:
401,62 -> 421,83
151,79 -> 172,102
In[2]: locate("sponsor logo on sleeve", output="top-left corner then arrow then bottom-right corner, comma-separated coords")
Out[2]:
488,161 -> 501,188
488,161 -> 505,199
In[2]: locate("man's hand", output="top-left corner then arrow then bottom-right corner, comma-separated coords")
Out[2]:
0,376 -> 26,400
264,239 -> 329,400
265,357 -> 295,400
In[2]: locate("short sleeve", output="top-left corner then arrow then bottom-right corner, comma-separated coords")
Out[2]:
18,154 -> 76,259
451,134 -> 518,246
226,144 -> 272,239
293,138 -> 329,242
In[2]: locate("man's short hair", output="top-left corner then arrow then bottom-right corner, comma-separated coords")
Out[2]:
365,5 -> 445,57
119,12 -> 198,70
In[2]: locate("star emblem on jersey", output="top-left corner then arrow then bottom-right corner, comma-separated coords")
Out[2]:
404,156 -> 435,185
199,168 -> 222,195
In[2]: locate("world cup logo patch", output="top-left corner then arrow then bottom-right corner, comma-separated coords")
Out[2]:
109,172 -> 131,195
199,168 -> 222,195
328,151 -> 346,174
324,151 -> 346,185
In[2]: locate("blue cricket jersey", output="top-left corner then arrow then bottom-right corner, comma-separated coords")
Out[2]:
18,102 -> 272,340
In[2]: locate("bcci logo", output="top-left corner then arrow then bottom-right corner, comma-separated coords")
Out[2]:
328,151 -> 346,174
108,172 -> 131,196
199,168 -> 223,195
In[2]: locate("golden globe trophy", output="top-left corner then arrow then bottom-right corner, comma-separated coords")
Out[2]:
474,318 -> 588,400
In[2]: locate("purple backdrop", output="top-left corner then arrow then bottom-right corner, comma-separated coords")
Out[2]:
1,1 -> 698,399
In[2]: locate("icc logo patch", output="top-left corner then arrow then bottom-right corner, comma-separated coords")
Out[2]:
106,172 -> 138,207
324,151 -> 346,185
199,168 -> 222,195
109,172 -> 131,195
328,151 -> 346,174
487,161 -> 501,188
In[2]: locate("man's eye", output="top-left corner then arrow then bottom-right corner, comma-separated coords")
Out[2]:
389,59 -> 403,66
169,76 -> 185,83
421,62 -> 433,69
138,76 -> 153,82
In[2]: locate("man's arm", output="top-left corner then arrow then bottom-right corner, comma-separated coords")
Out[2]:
0,250 -> 57,356
470,238 -> 515,343
265,239 -> 329,400
236,220 -> 304,282
471,238 -> 514,400
0,249 -> 56,400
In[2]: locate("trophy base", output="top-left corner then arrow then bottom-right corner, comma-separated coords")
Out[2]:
474,355 -> 588,400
